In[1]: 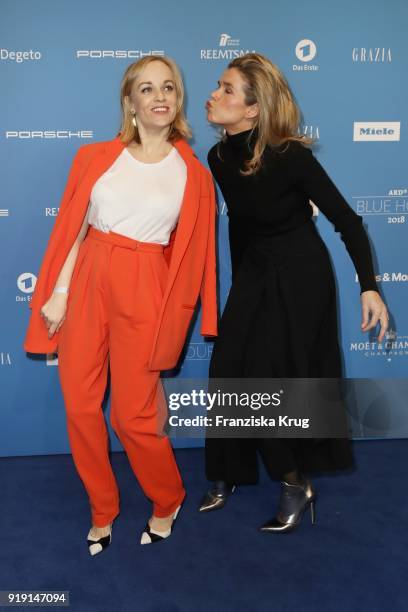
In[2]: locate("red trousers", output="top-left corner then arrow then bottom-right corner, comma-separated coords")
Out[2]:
57,226 -> 185,527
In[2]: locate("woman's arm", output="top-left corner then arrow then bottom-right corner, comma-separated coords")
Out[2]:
288,141 -> 378,293
40,202 -> 91,338
53,201 -> 90,291
288,141 -> 389,341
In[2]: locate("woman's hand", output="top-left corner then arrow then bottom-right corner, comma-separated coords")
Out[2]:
360,290 -> 389,343
40,293 -> 68,339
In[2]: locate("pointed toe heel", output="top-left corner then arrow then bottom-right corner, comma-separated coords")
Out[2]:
140,503 -> 183,546
259,476 -> 317,534
87,523 -> 112,556
198,481 -> 236,512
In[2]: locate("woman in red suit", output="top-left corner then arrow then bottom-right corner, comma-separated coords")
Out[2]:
24,56 -> 217,554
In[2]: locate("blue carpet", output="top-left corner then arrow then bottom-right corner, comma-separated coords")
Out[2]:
1,440 -> 407,611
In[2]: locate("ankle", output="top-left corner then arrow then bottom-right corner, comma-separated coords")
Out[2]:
149,517 -> 172,535
282,469 -> 304,486
90,523 -> 112,536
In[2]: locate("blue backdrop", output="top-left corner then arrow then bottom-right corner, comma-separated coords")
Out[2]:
1,0 -> 407,457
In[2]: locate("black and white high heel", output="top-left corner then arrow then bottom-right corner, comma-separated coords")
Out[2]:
87,523 -> 112,556
140,504 -> 182,545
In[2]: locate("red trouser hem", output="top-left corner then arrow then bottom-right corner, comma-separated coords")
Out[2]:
153,489 -> 186,518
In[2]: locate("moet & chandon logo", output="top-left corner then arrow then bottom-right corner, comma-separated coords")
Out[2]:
350,327 -> 408,361
355,272 -> 408,283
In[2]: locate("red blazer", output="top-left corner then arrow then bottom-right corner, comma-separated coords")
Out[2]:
24,135 -> 218,370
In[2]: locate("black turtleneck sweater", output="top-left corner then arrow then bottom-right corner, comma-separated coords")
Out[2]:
208,129 -> 378,294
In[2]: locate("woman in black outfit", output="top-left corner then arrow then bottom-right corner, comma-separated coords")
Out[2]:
199,53 -> 389,532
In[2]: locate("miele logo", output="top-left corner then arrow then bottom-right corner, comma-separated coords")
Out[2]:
352,47 -> 392,62
1,49 -> 41,62
353,122 -> 400,141
76,50 -> 164,59
5,131 -> 93,139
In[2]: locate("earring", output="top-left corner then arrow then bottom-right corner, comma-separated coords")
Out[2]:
131,111 -> 137,128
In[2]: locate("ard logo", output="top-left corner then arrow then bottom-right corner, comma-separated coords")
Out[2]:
388,189 -> 407,196
295,39 -> 317,62
17,273 -> 36,294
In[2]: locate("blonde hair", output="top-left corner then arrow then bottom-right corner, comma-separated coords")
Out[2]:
225,53 -> 313,175
118,55 -> 192,144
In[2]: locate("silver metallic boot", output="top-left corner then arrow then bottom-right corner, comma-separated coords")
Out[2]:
259,477 -> 316,533
198,480 -> 236,512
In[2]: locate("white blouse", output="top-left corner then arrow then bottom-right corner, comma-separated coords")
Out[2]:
87,146 -> 187,245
